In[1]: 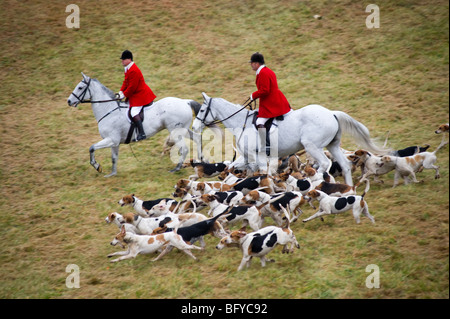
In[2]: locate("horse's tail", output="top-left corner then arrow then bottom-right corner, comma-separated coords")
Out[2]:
189,100 -> 202,116
332,111 -> 390,155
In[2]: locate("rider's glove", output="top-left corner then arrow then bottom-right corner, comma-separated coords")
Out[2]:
115,91 -> 125,100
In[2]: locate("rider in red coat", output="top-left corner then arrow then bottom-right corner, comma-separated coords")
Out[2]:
250,52 -> 291,125
117,50 -> 156,141
249,52 -> 291,156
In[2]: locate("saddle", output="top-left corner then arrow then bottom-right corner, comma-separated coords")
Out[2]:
125,102 -> 153,144
252,111 -> 284,155
251,111 -> 284,132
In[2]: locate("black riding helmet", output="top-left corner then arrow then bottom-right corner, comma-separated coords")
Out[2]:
249,52 -> 265,64
120,50 -> 133,60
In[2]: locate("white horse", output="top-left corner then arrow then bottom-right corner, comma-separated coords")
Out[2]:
67,73 -> 202,176
192,93 -> 388,186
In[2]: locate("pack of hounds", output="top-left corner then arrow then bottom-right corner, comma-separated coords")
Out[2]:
105,123 -> 449,271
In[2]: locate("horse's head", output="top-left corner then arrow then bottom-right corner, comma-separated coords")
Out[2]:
192,92 -> 214,133
67,72 -> 92,107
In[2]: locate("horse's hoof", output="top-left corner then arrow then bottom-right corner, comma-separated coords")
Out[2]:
104,172 -> 117,178
169,167 -> 181,173
92,162 -> 102,173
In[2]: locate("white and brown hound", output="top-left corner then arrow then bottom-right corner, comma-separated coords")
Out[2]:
118,194 -> 175,217
303,189 -> 375,224
184,159 -> 230,180
199,194 -> 263,231
122,212 -> 208,235
378,139 -> 448,187
108,226 -> 202,263
105,212 -> 138,234
216,223 -> 300,271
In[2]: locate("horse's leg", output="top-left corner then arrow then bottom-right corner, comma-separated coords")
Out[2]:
104,145 -> 119,178
327,140 -> 353,185
172,140 -> 188,172
187,129 -> 203,161
89,137 -> 117,175
301,140 -> 331,176
167,128 -> 189,172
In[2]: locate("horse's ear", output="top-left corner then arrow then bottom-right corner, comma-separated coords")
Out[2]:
81,72 -> 89,81
202,92 -> 210,101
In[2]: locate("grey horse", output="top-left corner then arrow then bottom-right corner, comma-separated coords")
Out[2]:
192,93 -> 388,186
67,73 -> 202,176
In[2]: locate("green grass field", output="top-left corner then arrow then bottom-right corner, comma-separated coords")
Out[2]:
0,0 -> 448,299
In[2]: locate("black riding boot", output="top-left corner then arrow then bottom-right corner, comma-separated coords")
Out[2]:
256,124 -> 270,156
132,115 -> 146,141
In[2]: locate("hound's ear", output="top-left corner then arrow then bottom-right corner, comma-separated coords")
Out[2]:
120,225 -> 126,234
237,230 -> 247,237
202,92 -> 210,101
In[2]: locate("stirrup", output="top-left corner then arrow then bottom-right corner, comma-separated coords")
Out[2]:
136,133 -> 146,141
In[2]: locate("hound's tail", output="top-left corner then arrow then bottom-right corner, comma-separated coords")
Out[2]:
173,198 -> 197,214
332,111 -> 391,155
354,178 -> 370,197
432,138 -> 449,154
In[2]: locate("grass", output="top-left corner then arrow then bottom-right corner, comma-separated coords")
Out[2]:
0,0 -> 448,299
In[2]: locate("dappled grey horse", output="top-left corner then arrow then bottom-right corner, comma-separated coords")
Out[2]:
67,73 -> 201,176
192,93 -> 388,186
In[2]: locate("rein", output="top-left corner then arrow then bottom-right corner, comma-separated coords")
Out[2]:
71,78 -> 122,104
71,77 -> 125,123
196,97 -> 255,127
196,97 -> 256,163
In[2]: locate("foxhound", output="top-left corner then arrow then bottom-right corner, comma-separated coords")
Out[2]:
435,123 -> 449,144
122,212 -> 208,235
354,149 -> 396,185
435,123 -> 449,135
240,189 -> 271,207
378,139 -> 448,187
258,191 -> 309,225
231,175 -> 275,195
118,194 -> 175,217
216,223 -> 300,271
105,212 -> 138,234
199,194 -> 263,231
108,226 -> 202,263
175,179 -> 213,196
184,159 -> 230,180
303,189 -> 375,224
274,172 -> 314,195
149,210 -> 229,259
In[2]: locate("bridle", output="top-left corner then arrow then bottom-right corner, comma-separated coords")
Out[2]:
70,77 -> 125,123
195,97 -> 256,162
71,78 -> 122,104
195,97 -> 255,127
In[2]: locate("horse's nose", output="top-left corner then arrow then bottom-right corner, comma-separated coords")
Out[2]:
67,99 -> 72,106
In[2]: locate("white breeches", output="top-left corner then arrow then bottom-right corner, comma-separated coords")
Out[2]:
130,106 -> 143,118
256,117 -> 270,126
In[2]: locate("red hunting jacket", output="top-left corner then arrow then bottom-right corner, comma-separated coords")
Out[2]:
252,66 -> 291,118
121,63 -> 156,107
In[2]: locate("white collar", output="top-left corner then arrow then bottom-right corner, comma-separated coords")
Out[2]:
124,61 -> 134,73
256,64 -> 266,75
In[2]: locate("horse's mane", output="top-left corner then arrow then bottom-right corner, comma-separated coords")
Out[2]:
217,97 -> 257,115
92,78 -> 115,98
